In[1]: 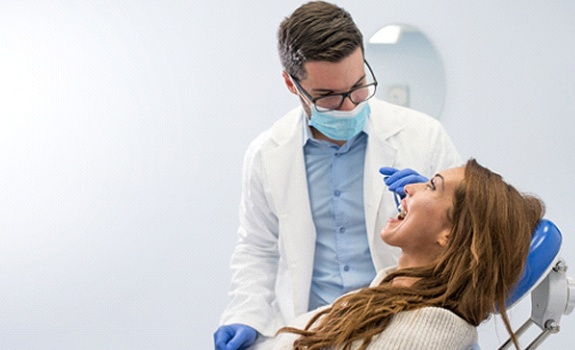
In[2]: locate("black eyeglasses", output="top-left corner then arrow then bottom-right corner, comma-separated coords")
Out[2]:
290,60 -> 378,112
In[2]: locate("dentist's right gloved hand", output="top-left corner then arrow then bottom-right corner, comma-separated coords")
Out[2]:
379,167 -> 428,198
214,323 -> 257,350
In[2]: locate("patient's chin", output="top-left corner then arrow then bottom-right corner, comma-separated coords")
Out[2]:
380,219 -> 403,242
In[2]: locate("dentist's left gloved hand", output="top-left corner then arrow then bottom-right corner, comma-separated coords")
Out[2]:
379,167 -> 428,198
214,323 -> 257,350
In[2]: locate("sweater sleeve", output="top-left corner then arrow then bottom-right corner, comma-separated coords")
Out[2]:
367,307 -> 477,350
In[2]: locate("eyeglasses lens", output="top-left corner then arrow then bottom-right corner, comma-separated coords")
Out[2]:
314,85 -> 376,111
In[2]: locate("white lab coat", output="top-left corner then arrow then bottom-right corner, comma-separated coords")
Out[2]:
219,98 -> 462,337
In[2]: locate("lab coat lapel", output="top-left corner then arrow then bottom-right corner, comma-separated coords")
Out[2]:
363,105 -> 402,270
263,109 -> 315,316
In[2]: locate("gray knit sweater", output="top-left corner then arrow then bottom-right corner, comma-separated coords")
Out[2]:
251,268 -> 477,350
264,306 -> 477,350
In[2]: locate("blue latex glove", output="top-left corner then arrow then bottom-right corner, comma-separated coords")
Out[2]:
214,324 -> 257,350
379,167 -> 428,198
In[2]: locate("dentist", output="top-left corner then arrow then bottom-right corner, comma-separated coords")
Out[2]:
215,1 -> 461,349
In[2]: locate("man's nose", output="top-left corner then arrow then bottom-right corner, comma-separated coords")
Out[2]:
338,96 -> 357,111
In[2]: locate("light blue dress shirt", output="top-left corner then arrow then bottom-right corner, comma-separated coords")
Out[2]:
303,117 -> 376,311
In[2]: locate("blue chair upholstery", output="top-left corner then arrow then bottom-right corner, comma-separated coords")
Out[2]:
506,219 -> 563,308
498,219 -> 574,349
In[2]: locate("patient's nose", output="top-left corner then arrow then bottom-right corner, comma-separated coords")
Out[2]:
404,183 -> 424,196
404,184 -> 413,196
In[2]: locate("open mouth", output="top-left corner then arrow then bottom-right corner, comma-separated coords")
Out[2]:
397,202 -> 407,220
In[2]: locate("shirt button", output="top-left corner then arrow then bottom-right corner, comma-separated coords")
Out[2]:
343,265 -> 350,272
339,227 -> 346,233
334,190 -> 341,197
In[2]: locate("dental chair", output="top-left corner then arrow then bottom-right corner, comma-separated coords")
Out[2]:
499,219 -> 575,349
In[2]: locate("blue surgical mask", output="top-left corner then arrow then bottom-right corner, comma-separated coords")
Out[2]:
308,102 -> 370,141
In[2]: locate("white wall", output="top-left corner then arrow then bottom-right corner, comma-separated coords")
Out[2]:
366,30 -> 446,118
1,1 -> 573,349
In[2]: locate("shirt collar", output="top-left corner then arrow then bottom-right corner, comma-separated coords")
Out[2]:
301,110 -> 313,146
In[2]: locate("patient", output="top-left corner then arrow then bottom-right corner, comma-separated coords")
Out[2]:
271,159 -> 544,350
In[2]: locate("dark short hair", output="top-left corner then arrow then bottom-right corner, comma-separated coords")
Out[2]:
277,1 -> 364,80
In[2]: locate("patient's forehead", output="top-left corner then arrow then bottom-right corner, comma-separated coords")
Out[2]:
442,166 -> 464,176
437,166 -> 465,188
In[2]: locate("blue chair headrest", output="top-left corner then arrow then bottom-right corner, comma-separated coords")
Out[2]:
506,218 -> 563,308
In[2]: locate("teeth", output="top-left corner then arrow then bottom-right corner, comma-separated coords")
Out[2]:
397,203 -> 407,220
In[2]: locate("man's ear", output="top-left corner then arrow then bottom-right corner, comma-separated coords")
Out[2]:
282,71 -> 298,95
